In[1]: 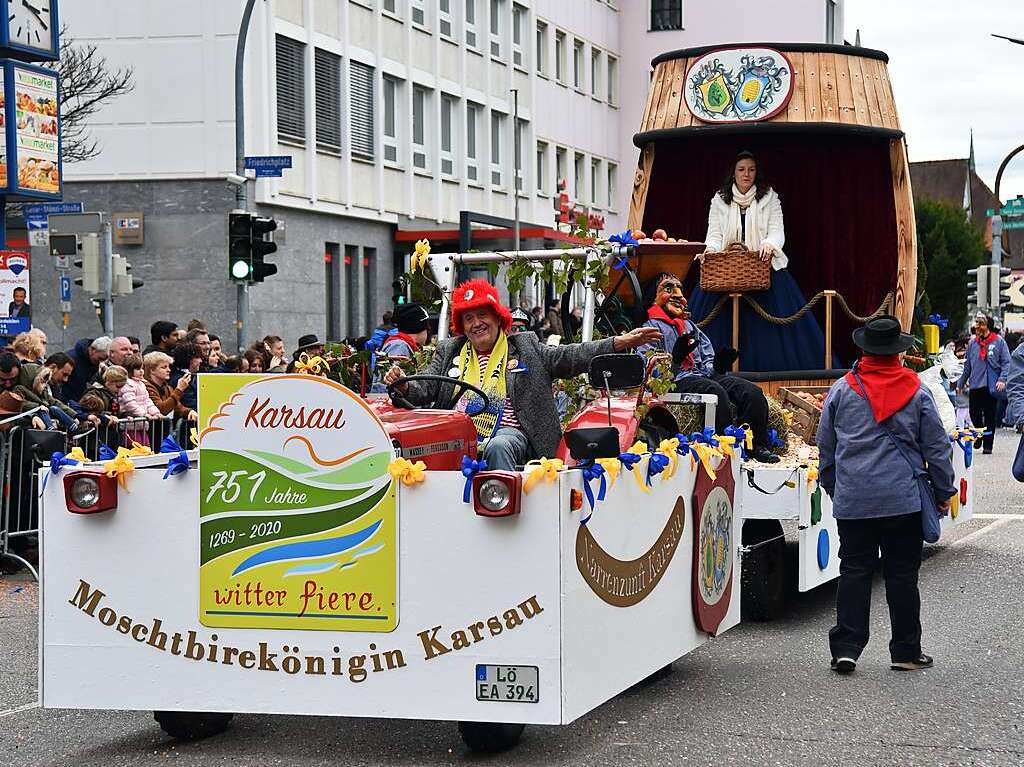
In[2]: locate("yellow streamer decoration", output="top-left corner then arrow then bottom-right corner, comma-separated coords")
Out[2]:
127,441 -> 152,457
691,442 -> 722,481
66,447 -> 88,463
103,448 -> 136,491
388,457 -> 426,486
411,238 -> 431,273
740,423 -> 755,452
718,435 -> 737,459
595,457 -> 621,487
626,441 -> 651,493
658,438 -> 679,480
190,428 -> 199,447
295,353 -> 330,376
524,458 -> 564,493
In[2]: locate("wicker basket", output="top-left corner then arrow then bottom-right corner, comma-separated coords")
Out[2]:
699,243 -> 770,293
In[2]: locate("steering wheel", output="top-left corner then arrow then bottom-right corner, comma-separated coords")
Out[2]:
386,374 -> 492,413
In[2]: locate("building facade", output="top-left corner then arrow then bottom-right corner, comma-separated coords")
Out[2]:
39,0 -> 844,350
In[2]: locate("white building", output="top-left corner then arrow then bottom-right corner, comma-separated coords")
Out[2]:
47,0 -> 844,346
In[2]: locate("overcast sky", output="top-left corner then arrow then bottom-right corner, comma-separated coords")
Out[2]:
845,0 -> 1024,204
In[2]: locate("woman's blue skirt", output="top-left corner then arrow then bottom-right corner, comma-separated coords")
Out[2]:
688,269 -> 836,372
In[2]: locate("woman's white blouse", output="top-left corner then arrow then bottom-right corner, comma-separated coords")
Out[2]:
703,190 -> 788,271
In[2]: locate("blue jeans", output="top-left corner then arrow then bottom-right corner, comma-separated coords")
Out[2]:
49,406 -> 77,430
482,427 -> 532,471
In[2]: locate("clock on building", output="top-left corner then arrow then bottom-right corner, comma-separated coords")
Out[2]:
1,0 -> 59,61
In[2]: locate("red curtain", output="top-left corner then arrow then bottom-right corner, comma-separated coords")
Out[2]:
641,132 -> 898,363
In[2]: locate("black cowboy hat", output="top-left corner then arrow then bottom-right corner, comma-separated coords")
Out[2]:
852,315 -> 916,356
294,334 -> 323,357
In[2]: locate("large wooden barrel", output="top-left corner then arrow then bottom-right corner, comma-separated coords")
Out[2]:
628,44 -> 916,331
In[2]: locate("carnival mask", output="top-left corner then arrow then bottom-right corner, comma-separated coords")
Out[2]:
655,276 -> 687,318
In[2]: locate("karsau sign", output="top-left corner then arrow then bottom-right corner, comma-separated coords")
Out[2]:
198,375 -> 398,632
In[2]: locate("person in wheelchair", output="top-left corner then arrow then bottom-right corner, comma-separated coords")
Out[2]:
383,279 -> 660,470
638,272 -> 780,464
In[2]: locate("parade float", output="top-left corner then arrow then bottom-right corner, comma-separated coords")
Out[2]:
37,43 -> 979,754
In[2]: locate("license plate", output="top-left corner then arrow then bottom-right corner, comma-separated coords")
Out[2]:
475,664 -> 539,703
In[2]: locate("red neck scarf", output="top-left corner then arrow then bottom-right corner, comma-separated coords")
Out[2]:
845,354 -> 920,423
648,305 -> 693,370
977,331 -> 998,361
382,332 -> 420,354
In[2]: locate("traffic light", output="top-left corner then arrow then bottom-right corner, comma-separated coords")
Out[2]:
228,212 -> 278,283
967,266 -> 989,309
250,216 -> 278,283
228,211 -> 253,281
73,233 -> 100,293
994,266 -> 1013,310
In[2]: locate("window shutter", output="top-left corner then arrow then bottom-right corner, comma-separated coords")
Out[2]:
276,36 -> 306,144
314,49 -> 341,153
349,61 -> 375,160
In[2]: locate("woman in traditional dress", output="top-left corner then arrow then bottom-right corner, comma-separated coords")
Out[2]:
687,151 -> 831,371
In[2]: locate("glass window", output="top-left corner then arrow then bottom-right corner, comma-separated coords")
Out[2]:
591,48 -> 601,99
650,0 -> 683,31
441,94 -> 456,177
555,146 -> 566,189
573,39 -> 584,90
275,35 -> 306,144
490,111 -> 504,187
535,21 -> 548,76
514,119 -> 526,192
607,55 -> 618,105
466,102 -> 480,182
607,162 -> 617,210
465,0 -> 478,48
555,31 -> 566,83
825,0 -> 836,43
536,141 -> 548,194
383,0 -> 397,13
411,0 -> 426,26
512,4 -> 525,67
439,0 -> 453,38
412,86 -> 428,170
591,158 -> 600,205
490,0 -> 502,58
382,75 -> 400,164
574,152 -> 585,200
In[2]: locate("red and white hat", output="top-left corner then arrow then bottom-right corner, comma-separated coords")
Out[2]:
449,279 -> 512,335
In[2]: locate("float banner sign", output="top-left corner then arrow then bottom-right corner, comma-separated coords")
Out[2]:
0,249 -> 30,332
197,374 -> 398,632
4,63 -> 61,199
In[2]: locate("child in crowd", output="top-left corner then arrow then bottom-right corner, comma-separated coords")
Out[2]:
118,355 -> 162,446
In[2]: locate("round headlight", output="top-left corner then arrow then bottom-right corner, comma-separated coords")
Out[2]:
478,479 -> 510,512
70,476 -> 101,508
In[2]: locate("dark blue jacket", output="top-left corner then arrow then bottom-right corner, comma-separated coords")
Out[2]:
63,338 -> 100,403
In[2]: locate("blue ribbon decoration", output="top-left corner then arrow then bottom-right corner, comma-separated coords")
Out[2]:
953,434 -> 974,468
674,432 -> 694,460
690,428 -> 719,449
41,451 -> 82,494
724,425 -> 750,461
618,451 -> 643,472
461,455 -> 488,503
160,435 -> 191,479
575,460 -> 607,524
768,428 -> 783,448
608,230 -> 638,270
927,313 -> 949,331
646,453 -> 670,485
98,443 -> 117,461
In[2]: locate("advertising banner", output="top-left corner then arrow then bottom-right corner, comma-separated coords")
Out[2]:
198,374 -> 398,632
0,248 -> 30,333
13,64 -> 59,194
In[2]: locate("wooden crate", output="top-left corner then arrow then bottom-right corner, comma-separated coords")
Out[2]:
778,386 -> 831,446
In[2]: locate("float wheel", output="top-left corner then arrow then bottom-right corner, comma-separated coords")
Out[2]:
740,519 -> 786,621
154,711 -> 234,741
458,721 -> 526,753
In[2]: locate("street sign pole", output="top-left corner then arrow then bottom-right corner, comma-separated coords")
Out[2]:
102,218 -> 114,336
234,0 -> 258,355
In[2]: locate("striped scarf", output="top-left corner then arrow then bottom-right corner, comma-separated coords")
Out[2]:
455,333 -> 509,443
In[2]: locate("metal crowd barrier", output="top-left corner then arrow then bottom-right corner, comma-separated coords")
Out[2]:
1,414 -> 189,580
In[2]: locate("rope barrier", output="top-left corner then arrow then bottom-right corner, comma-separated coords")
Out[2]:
694,290 -> 894,329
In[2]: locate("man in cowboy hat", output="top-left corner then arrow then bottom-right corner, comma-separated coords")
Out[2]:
383,279 -> 661,470
294,334 -> 325,361
638,272 -> 780,463
816,315 -> 956,675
